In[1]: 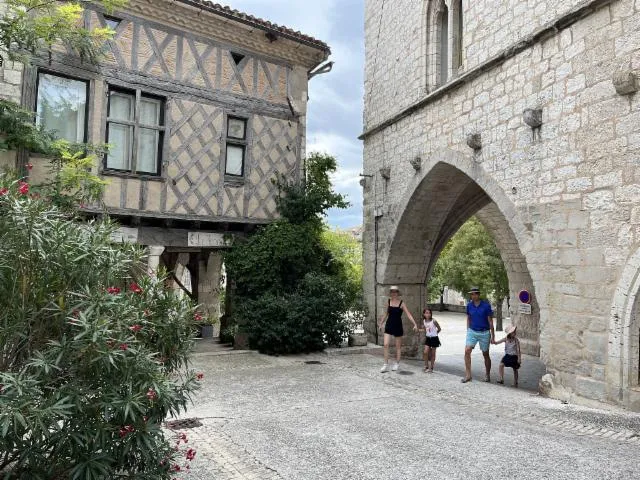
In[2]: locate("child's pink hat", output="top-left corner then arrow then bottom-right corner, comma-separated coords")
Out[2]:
505,324 -> 517,335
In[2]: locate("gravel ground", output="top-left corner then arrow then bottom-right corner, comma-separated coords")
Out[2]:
166,352 -> 640,480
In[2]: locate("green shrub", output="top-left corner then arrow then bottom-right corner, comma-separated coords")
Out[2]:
225,153 -> 353,354
238,273 -> 349,355
0,183 -> 200,478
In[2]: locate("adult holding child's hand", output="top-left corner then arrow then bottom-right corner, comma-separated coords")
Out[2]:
461,287 -> 495,383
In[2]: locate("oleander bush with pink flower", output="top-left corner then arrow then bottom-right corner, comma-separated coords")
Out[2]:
0,177 -> 200,478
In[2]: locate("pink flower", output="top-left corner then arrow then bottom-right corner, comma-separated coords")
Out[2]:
107,286 -> 121,295
179,432 -> 188,443
0,187 -> 8,196
25,163 -> 33,170
119,343 -> 128,351
129,282 -> 142,294
119,428 -> 128,438
129,324 -> 142,333
194,312 -> 203,322
173,464 -> 181,472
146,388 -> 157,400
143,416 -> 149,423
185,448 -> 196,461
18,182 -> 29,195
196,372 -> 204,381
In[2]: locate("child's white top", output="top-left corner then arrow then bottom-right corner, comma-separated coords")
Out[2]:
505,337 -> 518,355
424,319 -> 438,337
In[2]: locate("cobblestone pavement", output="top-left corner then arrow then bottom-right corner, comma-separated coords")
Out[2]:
168,352 -> 640,480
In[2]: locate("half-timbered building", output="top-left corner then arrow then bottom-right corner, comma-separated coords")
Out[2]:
1,0 -> 330,332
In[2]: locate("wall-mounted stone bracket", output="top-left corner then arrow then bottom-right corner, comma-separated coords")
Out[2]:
523,108 -> 543,142
612,70 -> 638,95
523,108 -> 542,128
466,133 -> 482,151
379,167 -> 391,180
409,156 -> 422,171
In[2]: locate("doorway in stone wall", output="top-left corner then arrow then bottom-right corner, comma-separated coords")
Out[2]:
608,247 -> 640,409
375,158 -> 542,387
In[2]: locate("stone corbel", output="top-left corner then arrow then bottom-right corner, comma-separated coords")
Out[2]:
612,70 -> 638,95
409,156 -> 422,171
523,108 -> 542,128
466,133 -> 482,151
523,108 -> 543,142
379,167 -> 391,180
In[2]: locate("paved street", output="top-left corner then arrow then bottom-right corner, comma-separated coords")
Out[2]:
169,330 -> 640,480
398,311 -> 546,390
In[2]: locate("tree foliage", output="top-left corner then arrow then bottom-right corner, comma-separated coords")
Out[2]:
274,153 -> 349,228
0,2 -> 201,476
428,217 -> 509,317
0,0 -> 123,65
320,227 -> 363,309
0,180 -> 201,478
225,153 -> 354,354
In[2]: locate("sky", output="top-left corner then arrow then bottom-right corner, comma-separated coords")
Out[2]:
229,0 -> 365,229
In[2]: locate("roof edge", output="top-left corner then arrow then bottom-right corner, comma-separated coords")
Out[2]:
174,0 -> 331,54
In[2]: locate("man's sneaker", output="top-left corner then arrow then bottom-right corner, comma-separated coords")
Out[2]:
380,363 -> 389,373
391,362 -> 399,371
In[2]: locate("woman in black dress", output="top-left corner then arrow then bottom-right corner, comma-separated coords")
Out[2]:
378,286 -> 418,372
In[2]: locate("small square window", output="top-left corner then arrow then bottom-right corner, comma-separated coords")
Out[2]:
104,16 -> 121,30
226,144 -> 245,176
228,117 -> 246,140
225,116 -> 248,178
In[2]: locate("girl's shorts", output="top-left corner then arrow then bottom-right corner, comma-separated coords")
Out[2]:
502,354 -> 520,369
424,336 -> 441,348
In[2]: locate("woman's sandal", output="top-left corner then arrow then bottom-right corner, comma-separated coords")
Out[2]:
497,379 -> 504,384
460,377 -> 472,383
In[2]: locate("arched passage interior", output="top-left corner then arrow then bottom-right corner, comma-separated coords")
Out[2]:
377,160 -> 540,356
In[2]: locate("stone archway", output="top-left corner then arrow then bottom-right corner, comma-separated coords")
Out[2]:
608,248 -> 640,410
374,150 -> 540,356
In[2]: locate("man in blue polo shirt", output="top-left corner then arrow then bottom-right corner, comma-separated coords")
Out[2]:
461,287 -> 495,383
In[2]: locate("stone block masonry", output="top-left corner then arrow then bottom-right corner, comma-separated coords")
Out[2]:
363,0 -> 640,410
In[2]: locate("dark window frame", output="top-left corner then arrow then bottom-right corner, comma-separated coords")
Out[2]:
35,69 -> 90,144
103,15 -> 122,30
104,86 -> 166,177
224,115 -> 248,178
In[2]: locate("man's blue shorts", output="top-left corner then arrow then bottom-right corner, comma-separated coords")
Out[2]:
466,329 -> 491,352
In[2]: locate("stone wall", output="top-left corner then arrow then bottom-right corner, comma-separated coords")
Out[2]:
363,0 -> 640,409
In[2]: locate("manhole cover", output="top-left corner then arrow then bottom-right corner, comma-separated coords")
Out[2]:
165,418 -> 203,429
304,360 -> 325,365
397,371 -> 414,376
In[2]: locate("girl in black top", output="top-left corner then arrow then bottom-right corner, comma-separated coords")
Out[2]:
378,286 -> 418,372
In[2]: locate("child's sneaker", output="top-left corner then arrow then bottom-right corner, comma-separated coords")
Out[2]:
391,362 -> 399,371
380,363 -> 389,373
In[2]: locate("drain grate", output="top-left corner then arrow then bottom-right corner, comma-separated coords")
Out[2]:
304,360 -> 325,365
165,418 -> 203,429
